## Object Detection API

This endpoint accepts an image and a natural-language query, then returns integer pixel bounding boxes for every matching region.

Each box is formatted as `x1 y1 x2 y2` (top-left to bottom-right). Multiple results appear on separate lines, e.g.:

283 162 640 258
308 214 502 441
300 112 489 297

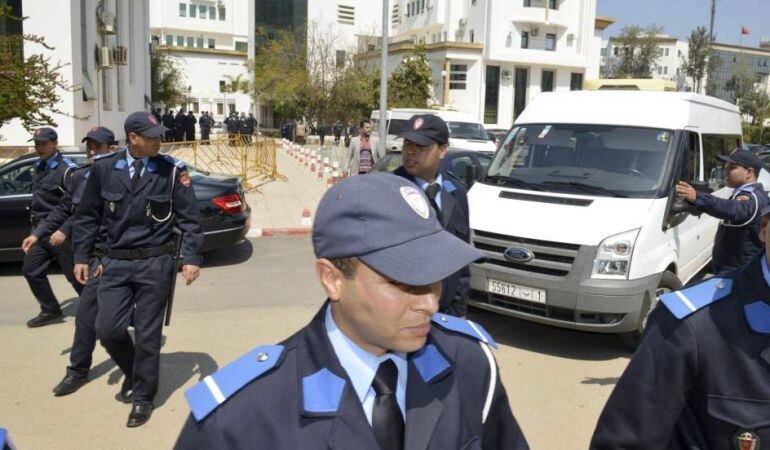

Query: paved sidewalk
244 142 346 235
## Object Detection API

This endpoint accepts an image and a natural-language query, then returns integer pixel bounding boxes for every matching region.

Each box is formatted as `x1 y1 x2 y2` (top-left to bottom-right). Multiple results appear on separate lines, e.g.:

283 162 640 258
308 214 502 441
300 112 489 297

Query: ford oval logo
503 246 534 263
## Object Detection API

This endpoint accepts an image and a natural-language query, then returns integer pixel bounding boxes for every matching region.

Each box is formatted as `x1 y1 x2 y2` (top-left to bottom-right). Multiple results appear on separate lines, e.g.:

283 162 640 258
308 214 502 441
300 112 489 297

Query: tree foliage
387 45 434 109
150 50 186 108
725 58 770 126
608 24 664 79
680 26 711 92
0 5 73 137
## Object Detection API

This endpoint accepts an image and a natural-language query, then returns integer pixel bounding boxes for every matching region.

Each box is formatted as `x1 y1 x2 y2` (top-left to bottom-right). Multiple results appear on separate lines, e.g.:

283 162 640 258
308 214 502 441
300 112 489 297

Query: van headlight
591 229 640 280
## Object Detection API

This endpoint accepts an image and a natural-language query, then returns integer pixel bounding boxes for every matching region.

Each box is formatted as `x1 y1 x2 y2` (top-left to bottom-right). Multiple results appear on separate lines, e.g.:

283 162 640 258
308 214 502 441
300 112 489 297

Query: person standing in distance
344 119 383 176
676 148 769 275
72 112 203 427
394 114 472 317
175 172 529 450
22 127 83 328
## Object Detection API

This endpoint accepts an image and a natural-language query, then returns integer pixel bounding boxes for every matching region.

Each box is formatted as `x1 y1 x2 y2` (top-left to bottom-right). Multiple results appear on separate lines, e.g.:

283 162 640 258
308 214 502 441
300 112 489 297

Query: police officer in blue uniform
22 127 84 328
591 205 770 449
23 127 118 396
393 114 472 317
676 148 769 275
72 112 203 427
175 173 529 450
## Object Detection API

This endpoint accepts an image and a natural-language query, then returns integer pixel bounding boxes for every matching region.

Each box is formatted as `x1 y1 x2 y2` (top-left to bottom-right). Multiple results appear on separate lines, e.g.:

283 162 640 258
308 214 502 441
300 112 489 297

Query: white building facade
1 0 151 147
600 36 692 91
149 0 251 123
384 0 609 128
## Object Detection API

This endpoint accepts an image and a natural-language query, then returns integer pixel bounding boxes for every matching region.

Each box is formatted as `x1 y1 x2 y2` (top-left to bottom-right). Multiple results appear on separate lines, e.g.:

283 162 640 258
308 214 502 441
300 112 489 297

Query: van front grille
472 230 580 277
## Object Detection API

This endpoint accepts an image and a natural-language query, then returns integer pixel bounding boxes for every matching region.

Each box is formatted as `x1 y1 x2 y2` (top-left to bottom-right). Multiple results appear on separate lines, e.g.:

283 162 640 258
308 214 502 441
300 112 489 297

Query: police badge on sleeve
735 430 760 450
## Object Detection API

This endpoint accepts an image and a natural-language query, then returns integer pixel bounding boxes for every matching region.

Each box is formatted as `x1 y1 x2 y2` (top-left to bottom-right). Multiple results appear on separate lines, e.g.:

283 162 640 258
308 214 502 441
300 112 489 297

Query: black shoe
116 377 133 404
53 373 88 396
126 404 153 428
27 311 63 328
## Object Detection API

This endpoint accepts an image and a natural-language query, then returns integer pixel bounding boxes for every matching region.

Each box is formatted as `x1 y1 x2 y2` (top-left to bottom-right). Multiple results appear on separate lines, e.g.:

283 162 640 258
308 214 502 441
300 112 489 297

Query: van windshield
447 122 490 140
485 124 675 198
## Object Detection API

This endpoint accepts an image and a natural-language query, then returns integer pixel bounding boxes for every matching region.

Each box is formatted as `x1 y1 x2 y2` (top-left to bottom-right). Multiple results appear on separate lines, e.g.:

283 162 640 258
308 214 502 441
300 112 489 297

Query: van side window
702 134 740 191
678 131 700 183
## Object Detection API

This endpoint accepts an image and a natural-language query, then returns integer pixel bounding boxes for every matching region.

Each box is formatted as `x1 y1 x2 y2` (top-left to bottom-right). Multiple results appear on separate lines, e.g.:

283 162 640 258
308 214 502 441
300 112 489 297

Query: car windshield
447 122 490 140
387 119 410 136
485 124 676 198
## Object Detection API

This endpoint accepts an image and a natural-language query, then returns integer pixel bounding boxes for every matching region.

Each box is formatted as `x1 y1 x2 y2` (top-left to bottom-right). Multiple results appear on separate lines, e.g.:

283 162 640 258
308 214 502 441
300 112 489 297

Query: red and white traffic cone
300 209 312 227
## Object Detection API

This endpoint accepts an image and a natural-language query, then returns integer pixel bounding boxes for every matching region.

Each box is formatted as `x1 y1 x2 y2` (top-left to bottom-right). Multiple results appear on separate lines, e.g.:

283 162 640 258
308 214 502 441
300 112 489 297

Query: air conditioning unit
567 33 575 42
501 70 512 80
98 46 112 69
114 46 128 65
530 27 540 37
459 18 468 27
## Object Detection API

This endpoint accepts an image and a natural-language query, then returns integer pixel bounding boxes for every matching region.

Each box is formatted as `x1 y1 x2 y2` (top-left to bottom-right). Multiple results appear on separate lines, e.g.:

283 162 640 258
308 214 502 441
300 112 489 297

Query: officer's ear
761 216 770 244
316 259 346 301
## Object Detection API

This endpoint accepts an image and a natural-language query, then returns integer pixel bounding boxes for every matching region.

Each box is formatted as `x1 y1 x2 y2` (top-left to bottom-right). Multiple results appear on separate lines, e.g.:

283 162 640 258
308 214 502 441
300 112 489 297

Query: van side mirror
465 164 478 188
690 180 712 194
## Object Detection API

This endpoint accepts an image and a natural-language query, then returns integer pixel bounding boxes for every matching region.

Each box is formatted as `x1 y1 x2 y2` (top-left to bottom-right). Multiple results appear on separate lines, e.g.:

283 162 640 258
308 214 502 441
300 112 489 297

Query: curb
247 228 312 238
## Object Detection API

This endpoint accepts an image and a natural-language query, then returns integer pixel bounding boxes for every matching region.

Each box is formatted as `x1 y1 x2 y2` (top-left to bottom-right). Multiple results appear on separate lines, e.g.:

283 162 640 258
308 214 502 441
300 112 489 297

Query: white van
467 91 755 346
371 108 497 153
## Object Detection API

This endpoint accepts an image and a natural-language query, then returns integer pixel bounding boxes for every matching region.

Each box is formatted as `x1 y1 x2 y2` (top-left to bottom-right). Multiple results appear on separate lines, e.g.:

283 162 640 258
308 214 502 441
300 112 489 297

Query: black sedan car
370 150 493 188
0 152 250 262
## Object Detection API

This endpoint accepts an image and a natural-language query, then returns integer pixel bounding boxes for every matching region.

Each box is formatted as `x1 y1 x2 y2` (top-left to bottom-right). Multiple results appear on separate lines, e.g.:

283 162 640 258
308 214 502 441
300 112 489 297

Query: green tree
609 24 664 79
150 50 186 108
387 44 434 108
0 5 74 138
681 26 712 92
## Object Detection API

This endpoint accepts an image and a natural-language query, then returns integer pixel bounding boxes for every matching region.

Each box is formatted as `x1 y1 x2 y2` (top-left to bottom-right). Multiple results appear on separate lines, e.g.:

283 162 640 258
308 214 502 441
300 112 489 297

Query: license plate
487 278 547 304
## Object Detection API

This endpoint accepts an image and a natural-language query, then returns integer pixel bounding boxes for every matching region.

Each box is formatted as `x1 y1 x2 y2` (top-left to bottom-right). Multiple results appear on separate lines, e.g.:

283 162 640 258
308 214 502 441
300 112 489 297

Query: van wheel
619 270 682 351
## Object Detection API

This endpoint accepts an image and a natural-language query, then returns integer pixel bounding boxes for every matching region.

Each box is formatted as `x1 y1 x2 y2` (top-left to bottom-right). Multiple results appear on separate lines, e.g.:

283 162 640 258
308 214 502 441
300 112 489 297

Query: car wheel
619 270 682 351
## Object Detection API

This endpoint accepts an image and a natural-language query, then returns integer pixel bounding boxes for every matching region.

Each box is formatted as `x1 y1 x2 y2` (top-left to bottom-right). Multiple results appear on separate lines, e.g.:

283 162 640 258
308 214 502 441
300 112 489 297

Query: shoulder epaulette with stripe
94 151 116 161
185 344 284 422
161 154 187 169
659 277 732 320
431 314 497 348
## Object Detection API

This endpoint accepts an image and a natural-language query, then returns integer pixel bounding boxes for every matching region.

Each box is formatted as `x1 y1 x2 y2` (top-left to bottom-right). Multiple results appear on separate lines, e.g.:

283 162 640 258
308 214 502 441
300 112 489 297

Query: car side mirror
465 164 478 188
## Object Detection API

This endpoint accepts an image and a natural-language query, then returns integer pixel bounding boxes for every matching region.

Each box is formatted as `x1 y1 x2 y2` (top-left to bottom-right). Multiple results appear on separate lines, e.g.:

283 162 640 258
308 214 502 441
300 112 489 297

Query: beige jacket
344 135 383 175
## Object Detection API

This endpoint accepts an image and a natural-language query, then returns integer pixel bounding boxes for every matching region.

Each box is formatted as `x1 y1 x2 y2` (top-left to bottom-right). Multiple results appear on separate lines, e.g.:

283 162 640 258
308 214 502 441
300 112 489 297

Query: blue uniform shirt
325 305 407 424
125 151 150 178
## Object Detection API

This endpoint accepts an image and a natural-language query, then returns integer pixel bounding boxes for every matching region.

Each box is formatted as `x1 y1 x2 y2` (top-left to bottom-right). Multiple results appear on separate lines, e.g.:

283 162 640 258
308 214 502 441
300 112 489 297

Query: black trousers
96 254 173 405
66 258 102 377
23 239 83 314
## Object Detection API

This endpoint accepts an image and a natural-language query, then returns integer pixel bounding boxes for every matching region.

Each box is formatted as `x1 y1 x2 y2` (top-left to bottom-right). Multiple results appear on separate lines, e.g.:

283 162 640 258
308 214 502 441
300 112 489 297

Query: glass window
545 33 556 51
523 0 531 6
541 70 554 92
487 125 677 198
218 6 225 20
665 48 669 56
678 131 701 183
186 36 194 47
189 3 196 17
199 5 206 17
469 30 474 43
421 0 425 13
521 31 529 49
179 3 186 17
217 103 224 115
449 155 475 187
0 162 36 195
447 122 490 140
176 35 184 46
209 5 216 19
484 65 500 124
193 101 199 113
208 38 215 49
450 64 468 90
196 37 204 48
219 80 226 92
336 50 346 68
165 34 173 46
703 134 741 191
570 72 583 90
235 41 248 52
549 0 557 9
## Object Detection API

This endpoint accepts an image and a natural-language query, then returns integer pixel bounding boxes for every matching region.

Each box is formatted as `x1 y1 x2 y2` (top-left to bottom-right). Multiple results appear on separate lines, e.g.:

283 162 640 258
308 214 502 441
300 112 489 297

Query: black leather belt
107 243 173 260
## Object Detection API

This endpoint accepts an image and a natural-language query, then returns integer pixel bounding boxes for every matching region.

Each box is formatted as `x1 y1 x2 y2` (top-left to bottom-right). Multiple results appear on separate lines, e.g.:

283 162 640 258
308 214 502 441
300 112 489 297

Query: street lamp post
379 0 388 147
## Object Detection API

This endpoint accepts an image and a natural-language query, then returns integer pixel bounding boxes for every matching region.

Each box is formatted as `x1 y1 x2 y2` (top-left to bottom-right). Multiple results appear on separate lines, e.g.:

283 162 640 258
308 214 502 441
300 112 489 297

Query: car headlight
591 229 640 280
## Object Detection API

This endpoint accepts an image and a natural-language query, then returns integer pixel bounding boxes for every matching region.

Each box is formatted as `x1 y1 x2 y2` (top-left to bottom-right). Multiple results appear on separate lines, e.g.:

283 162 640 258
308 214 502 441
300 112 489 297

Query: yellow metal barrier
160 134 286 191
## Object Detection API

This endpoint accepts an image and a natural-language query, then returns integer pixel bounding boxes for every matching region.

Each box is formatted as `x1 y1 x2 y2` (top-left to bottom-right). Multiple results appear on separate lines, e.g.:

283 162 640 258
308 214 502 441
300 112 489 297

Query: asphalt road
0 237 631 449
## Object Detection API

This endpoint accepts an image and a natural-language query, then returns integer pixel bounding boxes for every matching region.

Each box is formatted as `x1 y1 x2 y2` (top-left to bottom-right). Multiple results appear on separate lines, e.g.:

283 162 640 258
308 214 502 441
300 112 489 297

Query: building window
523 0 531 6
196 37 204 48
193 101 199 113
235 41 248 52
657 67 662 75
199 5 206 18
189 3 196 17
217 102 224 115
336 50 346 68
208 38 215 49
177 35 184 46
545 33 556 51
541 70 554 92
663 66 668 75
469 30 474 43
549 0 557 9
613 46 619 56
179 3 186 17
472 0 477 4
151 35 160 47
116 0 124 110
165 34 173 46
570 72 583 90
449 64 468 90
209 5 216 19
186 36 194 47
218 5 225 20
338 4 355 25
421 0 425 13
219 80 226 92
521 31 529 49
665 48 669 56
484 65 500 124
102 69 110 109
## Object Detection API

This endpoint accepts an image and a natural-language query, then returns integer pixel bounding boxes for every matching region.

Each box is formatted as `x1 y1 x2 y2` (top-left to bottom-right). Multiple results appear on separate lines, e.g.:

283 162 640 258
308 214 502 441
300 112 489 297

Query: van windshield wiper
484 175 544 191
541 181 628 198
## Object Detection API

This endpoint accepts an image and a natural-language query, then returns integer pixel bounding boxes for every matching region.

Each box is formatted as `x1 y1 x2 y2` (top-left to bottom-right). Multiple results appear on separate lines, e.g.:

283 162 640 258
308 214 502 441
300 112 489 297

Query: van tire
619 270 682 351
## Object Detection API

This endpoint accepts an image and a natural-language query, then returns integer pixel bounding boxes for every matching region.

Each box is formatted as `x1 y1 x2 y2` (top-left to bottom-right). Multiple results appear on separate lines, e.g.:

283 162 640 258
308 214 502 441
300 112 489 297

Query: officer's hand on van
182 264 200 285
49 230 66 246
74 263 89 285
676 182 698 203
21 235 38 253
